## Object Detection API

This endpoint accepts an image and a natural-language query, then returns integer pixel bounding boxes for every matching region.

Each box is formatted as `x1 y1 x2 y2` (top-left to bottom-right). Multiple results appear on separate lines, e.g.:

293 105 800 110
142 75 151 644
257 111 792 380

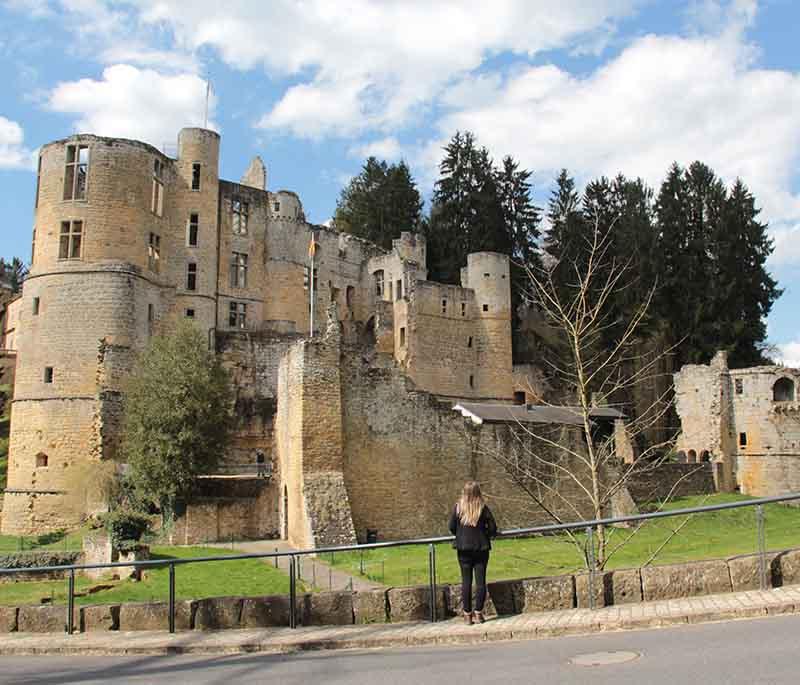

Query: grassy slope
329 494 800 587
0 546 293 607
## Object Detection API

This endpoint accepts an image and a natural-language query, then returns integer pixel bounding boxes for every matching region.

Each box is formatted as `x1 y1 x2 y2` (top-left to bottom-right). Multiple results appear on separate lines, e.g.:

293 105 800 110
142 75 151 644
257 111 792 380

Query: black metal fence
2 492 800 634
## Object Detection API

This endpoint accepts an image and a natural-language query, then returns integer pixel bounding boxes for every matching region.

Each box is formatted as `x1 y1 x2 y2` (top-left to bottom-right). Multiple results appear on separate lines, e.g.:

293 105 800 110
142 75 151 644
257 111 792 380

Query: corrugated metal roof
453 402 624 426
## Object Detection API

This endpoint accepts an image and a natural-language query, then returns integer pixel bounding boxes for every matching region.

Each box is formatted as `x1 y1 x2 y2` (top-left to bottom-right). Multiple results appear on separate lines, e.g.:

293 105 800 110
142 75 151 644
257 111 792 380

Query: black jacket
448 505 498 552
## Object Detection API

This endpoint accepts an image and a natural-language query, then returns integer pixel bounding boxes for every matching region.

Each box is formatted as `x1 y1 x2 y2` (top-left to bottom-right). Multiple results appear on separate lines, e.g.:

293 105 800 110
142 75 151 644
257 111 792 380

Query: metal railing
2 492 800 634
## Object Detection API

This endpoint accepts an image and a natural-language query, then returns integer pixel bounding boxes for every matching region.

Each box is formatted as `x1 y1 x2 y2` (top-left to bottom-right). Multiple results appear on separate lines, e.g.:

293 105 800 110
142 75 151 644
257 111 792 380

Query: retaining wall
4 548 800 633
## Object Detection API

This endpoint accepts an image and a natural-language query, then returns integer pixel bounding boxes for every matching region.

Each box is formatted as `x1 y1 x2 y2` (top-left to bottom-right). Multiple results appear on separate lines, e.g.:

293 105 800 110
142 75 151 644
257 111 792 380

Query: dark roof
453 402 624 427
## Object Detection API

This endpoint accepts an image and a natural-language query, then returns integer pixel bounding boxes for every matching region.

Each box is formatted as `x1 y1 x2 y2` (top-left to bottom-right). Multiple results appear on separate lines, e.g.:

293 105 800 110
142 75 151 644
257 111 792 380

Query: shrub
102 510 151 550
0 551 81 570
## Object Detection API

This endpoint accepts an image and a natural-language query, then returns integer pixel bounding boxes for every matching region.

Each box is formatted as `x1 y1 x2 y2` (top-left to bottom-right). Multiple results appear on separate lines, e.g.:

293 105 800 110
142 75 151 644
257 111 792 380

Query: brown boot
463 611 473 625
473 611 485 624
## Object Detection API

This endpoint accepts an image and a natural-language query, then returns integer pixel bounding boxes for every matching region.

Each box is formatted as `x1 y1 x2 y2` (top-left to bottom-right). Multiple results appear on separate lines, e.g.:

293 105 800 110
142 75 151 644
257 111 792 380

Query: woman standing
448 481 498 624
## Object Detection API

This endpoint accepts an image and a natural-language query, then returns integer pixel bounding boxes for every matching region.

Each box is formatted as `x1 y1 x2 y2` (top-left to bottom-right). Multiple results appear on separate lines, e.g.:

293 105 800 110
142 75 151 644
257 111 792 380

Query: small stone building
674 351 800 495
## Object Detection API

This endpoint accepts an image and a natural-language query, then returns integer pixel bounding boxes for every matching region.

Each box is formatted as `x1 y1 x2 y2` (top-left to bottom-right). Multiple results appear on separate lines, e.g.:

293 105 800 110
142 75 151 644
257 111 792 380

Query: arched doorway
773 377 795 402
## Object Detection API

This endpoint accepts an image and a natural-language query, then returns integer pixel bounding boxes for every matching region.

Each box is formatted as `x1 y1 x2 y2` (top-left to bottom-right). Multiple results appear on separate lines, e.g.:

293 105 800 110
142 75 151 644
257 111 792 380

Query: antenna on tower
203 80 211 129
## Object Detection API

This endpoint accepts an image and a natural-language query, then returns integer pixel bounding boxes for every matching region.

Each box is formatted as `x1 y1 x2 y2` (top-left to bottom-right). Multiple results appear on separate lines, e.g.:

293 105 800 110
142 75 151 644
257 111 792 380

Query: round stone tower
465 252 513 399
1 128 221 534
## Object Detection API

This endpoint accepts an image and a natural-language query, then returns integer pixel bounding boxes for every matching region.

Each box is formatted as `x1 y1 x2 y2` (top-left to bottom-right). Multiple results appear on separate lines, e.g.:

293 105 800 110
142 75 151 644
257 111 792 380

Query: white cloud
776 341 800 369
46 64 217 148
428 16 800 257
0 116 34 169
349 137 403 161
130 0 639 138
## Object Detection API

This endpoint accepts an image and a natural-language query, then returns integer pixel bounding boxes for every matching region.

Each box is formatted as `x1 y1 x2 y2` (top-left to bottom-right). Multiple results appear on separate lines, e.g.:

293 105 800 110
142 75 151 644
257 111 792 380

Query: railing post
289 555 297 629
168 562 176 634
274 548 278 568
756 504 767 590
428 544 437 623
67 568 75 634
586 526 596 610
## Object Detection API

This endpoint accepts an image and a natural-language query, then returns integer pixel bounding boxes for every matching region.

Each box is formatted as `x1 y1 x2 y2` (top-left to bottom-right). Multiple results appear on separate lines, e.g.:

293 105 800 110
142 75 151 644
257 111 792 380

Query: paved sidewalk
2 585 800 656
206 540 381 592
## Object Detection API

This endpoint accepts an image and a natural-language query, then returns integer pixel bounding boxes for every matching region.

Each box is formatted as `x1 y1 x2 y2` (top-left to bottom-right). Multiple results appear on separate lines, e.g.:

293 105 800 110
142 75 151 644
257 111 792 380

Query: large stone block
353 589 388 624
575 568 642 608
387 585 448 623
299 591 353 626
194 596 244 630
776 549 800 586
0 606 18 632
727 553 780 591
515 575 575 614
240 595 293 628
446 579 517 616
641 560 731 601
81 604 120 632
118 601 194 631
17 605 77 633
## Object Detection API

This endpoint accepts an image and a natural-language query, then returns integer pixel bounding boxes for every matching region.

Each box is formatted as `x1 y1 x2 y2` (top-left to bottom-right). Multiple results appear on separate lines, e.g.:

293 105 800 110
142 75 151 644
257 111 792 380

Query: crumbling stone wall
675 350 800 495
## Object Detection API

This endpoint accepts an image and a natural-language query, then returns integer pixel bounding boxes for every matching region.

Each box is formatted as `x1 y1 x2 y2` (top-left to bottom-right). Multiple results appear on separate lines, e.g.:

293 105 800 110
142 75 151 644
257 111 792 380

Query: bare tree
484 213 700 571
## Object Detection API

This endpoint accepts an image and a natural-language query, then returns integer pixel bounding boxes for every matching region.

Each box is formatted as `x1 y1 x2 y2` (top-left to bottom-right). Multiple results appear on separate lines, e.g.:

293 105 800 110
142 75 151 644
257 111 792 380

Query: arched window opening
676 451 687 463
688 449 697 463
773 377 795 402
700 450 711 463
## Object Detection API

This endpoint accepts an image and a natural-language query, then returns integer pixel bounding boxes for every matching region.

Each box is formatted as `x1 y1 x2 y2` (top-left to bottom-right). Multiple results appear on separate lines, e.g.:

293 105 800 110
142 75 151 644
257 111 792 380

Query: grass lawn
0 527 88 553
0 546 293 607
329 494 800 587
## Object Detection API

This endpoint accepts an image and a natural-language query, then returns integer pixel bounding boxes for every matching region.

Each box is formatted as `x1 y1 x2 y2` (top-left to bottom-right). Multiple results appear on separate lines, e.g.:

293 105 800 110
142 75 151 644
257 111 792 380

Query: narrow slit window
151 158 164 216
63 144 89 200
400 327 406 347
735 378 743 395
44 367 54 384
188 213 199 247
467 336 473 348
148 303 154 322
33 297 40 315
374 270 384 297
59 220 83 260
191 163 201 191
396 279 402 300
461 302 466 317
469 375 474 389
186 263 197 291
739 432 748 447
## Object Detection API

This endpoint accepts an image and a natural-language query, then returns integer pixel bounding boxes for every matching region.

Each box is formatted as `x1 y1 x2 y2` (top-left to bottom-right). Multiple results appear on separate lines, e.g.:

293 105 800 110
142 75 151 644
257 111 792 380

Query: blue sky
1 0 798 362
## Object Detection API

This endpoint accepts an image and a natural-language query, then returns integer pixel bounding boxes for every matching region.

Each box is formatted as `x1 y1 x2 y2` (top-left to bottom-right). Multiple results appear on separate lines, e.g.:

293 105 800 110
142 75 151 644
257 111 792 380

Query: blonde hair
456 481 485 527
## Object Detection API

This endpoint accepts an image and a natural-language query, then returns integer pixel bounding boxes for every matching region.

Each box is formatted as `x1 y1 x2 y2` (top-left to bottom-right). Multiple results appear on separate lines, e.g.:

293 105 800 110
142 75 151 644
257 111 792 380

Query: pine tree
544 169 587 303
334 157 422 250
426 131 506 283
0 258 28 293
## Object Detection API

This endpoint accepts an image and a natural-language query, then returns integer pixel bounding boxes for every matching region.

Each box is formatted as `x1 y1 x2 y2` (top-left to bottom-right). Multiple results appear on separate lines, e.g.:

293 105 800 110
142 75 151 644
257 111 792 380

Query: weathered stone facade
675 351 800 495
2 127 517 538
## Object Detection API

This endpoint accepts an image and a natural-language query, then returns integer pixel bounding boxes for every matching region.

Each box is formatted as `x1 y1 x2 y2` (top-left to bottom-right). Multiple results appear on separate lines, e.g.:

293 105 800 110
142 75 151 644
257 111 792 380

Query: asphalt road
4 614 800 685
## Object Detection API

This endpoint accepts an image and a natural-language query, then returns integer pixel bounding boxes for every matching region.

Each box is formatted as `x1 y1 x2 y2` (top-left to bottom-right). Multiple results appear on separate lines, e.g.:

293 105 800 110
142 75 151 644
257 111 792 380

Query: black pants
457 549 489 613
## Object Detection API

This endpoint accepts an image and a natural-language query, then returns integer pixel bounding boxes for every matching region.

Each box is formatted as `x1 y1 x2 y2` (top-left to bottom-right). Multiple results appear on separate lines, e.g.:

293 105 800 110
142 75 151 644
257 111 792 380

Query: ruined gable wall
674 353 727 459
339 349 599 542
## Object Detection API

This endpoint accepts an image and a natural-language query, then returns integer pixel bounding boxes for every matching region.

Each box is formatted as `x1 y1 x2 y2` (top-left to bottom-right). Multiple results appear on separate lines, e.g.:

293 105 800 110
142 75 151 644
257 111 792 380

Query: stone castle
674 351 800 496
0 127 558 547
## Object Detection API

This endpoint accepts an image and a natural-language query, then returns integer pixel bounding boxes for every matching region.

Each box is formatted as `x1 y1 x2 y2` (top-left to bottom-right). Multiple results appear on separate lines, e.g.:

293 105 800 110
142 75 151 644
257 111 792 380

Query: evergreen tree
0 257 28 293
714 179 781 366
334 157 423 250
544 169 587 303
426 131 507 283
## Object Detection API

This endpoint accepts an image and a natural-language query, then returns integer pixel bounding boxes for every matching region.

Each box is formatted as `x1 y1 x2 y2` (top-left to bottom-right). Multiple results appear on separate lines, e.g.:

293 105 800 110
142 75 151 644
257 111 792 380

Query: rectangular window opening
399 327 406 347
185 308 195 319
148 233 161 273
188 213 199 247
229 301 247 329
230 252 248 289
396 279 402 301
735 378 743 395
374 271 384 297
232 198 249 235
59 220 83 260
151 158 164 216
273 201 281 212
44 367 54 384
739 432 748 447
186 263 197 291
482 304 489 312
33 297 40 315
191 163 201 191
148 303 154 322
469 375 474 389
63 144 89 200
467 336 473 348
514 391 526 405
461 302 466 317
441 299 447 314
